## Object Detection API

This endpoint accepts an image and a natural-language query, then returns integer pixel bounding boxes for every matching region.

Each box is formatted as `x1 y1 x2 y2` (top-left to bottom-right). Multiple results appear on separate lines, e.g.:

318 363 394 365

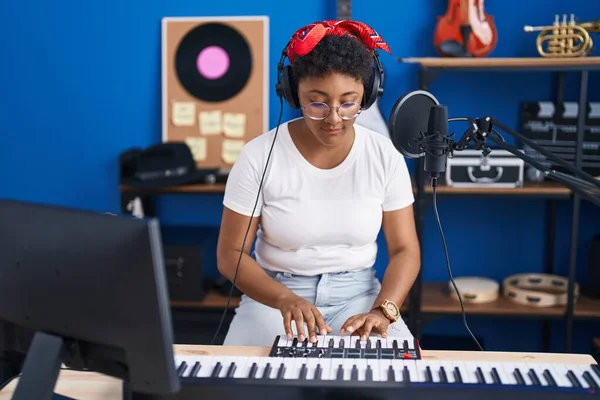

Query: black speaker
583 233 600 298
164 246 205 302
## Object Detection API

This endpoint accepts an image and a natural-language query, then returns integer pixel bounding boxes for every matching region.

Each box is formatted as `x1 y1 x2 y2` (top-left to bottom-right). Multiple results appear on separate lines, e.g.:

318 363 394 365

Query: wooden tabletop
0 344 596 399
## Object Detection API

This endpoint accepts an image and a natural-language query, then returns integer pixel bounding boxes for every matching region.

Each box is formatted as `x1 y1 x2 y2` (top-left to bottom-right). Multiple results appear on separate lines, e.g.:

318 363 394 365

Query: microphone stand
448 115 600 353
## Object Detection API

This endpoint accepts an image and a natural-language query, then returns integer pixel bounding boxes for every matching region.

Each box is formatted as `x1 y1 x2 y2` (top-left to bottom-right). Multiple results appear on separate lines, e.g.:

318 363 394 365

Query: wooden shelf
122 181 573 197
420 282 600 319
421 181 572 196
120 183 226 194
398 57 600 69
170 289 240 309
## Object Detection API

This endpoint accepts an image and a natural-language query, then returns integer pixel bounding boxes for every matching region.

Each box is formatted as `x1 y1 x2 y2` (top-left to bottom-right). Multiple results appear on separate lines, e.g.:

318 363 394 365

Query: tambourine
448 277 500 304
502 273 579 308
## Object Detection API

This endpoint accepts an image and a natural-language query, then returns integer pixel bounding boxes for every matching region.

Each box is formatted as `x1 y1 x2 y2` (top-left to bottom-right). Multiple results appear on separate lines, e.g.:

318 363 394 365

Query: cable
211 96 285 345
430 177 484 352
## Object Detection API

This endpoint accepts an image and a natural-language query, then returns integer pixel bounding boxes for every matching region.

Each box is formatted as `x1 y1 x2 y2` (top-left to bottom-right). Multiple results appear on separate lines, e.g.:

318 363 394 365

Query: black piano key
366 365 373 381
276 363 286 379
315 364 322 380
454 367 463 384
328 338 334 348
376 340 382 350
292 338 298 347
542 369 557 386
403 366 411 383
211 362 222 378
262 363 272 379
351 365 359 380
248 362 258 378
491 368 501 384
513 369 525 385
387 365 395 381
583 371 599 389
366 340 371 349
392 340 399 353
299 363 307 379
592 364 600 380
567 370 582 388
355 339 361 349
189 361 201 377
528 369 541 386
226 363 237 378
336 364 344 380
475 367 486 384
425 366 433 383
403 340 410 355
339 339 345 349
176 361 187 376
439 366 448 383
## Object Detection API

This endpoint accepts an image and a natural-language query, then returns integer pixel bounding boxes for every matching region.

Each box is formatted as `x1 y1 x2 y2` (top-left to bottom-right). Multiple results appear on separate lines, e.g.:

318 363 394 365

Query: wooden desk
0 345 596 399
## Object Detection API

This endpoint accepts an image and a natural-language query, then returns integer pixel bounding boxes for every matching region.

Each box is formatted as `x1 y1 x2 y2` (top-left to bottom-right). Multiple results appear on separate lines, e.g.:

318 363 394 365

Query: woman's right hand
276 293 332 343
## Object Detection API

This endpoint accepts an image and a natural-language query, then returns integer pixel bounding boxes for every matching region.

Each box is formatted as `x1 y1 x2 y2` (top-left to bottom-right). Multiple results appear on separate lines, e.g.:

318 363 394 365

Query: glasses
301 102 363 120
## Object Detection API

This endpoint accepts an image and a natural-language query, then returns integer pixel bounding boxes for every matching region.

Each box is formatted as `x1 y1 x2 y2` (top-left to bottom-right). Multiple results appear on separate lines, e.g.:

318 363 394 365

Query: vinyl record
175 22 252 102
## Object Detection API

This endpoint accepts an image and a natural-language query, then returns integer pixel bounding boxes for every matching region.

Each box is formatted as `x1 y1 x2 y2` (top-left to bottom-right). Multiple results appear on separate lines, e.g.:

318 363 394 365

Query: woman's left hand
339 309 390 340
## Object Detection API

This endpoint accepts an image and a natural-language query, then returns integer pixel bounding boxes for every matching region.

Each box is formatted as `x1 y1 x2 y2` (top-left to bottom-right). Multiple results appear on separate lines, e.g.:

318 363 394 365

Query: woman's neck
289 119 355 170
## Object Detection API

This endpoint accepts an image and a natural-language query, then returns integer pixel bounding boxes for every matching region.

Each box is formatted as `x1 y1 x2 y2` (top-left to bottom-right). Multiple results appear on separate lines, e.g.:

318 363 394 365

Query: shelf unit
399 57 600 353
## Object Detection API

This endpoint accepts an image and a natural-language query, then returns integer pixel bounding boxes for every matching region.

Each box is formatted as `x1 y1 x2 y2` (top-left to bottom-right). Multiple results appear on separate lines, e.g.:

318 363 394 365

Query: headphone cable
211 95 284 345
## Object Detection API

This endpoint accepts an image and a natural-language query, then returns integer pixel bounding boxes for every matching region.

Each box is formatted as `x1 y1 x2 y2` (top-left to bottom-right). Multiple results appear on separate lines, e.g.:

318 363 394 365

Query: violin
433 0 498 57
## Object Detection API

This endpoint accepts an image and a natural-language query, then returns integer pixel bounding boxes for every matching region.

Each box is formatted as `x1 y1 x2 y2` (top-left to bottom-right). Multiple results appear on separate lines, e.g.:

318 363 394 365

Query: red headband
286 19 391 64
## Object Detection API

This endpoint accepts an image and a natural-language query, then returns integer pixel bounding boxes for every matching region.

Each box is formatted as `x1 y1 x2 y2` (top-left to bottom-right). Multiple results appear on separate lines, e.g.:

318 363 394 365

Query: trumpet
524 14 600 57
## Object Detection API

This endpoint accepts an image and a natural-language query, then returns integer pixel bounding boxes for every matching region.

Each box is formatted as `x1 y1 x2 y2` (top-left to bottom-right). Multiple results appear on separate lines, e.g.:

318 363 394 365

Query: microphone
423 105 451 181
388 90 453 186
388 89 600 205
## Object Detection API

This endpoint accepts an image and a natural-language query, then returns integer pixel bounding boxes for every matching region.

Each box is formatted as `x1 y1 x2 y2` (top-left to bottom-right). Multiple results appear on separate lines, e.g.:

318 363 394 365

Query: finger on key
304 309 317 343
314 308 331 335
283 311 293 339
361 317 378 340
292 309 305 341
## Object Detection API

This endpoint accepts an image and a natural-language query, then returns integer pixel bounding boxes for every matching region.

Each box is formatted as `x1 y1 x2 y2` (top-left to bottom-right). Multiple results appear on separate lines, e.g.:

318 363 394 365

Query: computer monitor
0 198 180 399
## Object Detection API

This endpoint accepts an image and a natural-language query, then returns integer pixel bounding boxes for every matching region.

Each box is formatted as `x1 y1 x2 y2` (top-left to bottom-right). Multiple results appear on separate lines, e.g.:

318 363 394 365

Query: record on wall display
175 22 253 103
162 16 268 171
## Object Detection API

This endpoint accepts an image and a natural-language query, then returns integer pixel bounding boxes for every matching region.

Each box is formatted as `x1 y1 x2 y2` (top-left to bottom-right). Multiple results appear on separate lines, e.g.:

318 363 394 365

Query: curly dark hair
292 34 374 84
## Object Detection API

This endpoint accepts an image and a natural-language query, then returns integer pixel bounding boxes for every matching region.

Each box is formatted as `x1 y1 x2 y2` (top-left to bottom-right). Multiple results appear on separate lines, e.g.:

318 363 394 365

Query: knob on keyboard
268 334 422 360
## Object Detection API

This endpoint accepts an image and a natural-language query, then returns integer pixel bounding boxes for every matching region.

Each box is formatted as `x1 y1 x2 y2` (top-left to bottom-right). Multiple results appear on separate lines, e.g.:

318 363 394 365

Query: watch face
385 302 399 317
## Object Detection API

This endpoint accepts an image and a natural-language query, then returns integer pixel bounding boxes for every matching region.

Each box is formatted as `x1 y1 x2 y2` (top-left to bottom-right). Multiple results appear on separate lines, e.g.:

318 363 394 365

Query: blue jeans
222 267 413 346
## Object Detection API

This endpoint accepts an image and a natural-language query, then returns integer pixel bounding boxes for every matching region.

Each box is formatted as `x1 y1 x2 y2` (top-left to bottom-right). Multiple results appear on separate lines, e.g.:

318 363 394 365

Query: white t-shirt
222 119 414 276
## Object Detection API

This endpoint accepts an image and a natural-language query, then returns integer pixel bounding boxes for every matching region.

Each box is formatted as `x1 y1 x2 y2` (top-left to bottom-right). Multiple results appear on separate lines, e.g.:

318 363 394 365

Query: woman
217 20 420 347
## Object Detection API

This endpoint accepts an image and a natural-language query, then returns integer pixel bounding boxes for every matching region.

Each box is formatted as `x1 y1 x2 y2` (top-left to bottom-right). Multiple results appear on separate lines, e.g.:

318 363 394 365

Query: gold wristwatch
372 299 400 322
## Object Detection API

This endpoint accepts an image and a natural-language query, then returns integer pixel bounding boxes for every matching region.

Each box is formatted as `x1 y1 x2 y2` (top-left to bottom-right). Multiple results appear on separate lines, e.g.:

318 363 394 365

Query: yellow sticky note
185 137 207 161
222 139 245 164
172 102 195 126
223 112 246 138
199 110 222 135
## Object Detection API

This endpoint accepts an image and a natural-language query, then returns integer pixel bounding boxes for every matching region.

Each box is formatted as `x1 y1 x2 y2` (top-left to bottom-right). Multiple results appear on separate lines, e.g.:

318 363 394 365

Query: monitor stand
10 331 74 400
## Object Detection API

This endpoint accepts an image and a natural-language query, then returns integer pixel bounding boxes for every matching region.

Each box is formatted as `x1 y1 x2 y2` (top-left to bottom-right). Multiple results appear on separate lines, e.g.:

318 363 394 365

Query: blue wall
1 0 598 353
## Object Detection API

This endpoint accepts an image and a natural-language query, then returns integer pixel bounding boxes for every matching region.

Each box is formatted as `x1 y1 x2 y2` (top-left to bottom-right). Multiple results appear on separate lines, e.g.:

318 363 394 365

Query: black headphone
275 39 385 111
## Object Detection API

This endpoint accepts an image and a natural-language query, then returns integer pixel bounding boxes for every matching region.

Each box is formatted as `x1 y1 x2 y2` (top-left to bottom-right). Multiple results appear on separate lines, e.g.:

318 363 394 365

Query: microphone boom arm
449 116 600 207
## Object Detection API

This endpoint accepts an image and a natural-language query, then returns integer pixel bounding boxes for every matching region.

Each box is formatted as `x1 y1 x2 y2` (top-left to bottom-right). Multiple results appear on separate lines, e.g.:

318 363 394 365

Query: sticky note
223 112 246 138
185 137 207 161
199 110 222 135
172 102 195 126
222 139 245 164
